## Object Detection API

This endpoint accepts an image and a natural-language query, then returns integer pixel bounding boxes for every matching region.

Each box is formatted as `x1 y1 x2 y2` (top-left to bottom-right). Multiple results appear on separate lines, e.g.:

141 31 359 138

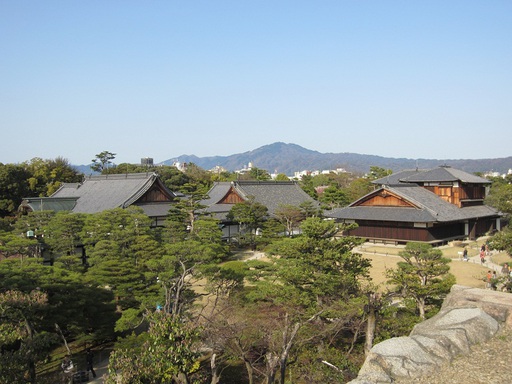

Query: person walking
61 355 74 384
86 348 97 378
491 271 498 291
486 270 492 289
462 247 469 261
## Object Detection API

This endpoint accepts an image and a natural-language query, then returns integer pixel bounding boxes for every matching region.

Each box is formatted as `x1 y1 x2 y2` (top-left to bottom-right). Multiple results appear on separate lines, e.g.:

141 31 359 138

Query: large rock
443 285 512 326
348 285 512 383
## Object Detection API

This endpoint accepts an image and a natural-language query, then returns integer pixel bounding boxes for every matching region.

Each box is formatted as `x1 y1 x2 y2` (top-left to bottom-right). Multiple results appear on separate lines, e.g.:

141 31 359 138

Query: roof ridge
85 172 157 181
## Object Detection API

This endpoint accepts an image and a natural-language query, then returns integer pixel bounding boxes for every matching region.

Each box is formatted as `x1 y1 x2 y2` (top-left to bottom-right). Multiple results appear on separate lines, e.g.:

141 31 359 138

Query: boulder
348 285 511 383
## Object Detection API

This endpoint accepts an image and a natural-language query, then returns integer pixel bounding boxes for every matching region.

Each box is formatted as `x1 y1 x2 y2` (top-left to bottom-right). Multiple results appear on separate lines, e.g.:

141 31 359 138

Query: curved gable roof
327 184 499 223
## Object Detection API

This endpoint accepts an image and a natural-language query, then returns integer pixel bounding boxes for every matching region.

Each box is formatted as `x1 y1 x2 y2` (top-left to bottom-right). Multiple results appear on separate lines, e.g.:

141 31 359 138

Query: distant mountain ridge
161 142 512 176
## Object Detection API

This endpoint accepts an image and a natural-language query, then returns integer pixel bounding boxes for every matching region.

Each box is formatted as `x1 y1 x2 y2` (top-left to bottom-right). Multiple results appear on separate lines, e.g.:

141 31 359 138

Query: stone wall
348 285 512 384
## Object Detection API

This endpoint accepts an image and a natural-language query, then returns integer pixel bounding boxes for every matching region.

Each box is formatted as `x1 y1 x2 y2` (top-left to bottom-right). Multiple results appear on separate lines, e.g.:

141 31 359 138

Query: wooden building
325 166 502 245
201 180 319 239
20 173 178 227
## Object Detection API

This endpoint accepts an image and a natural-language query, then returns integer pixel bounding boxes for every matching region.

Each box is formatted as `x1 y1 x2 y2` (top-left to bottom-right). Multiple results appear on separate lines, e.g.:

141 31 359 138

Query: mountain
161 142 512 176
72 164 95 175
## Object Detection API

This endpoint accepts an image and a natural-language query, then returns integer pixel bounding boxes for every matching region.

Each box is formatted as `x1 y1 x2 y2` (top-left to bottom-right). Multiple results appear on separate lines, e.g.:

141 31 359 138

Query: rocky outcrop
348 285 512 384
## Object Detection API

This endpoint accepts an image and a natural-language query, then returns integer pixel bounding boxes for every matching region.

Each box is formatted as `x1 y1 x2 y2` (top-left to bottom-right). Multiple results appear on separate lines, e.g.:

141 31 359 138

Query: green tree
297 174 317 199
274 173 290 181
489 227 512 256
0 289 57 384
81 206 152 257
318 185 350 209
227 197 268 249
91 151 116 173
299 200 321 218
231 218 370 383
24 157 82 196
106 312 200 384
172 182 210 233
0 258 116 346
0 163 31 217
2 210 55 260
44 211 86 259
147 218 227 318
80 207 156 325
386 242 455 319
236 166 272 181
0 230 40 260
485 181 512 216
367 166 392 180
346 177 374 202
274 204 304 236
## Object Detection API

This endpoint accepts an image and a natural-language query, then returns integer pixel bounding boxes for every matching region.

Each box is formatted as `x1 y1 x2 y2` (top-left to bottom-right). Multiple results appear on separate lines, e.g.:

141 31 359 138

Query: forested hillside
162 142 512 175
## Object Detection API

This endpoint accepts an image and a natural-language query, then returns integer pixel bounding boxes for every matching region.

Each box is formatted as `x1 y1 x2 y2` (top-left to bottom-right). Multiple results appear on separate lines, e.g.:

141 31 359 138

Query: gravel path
395 328 512 384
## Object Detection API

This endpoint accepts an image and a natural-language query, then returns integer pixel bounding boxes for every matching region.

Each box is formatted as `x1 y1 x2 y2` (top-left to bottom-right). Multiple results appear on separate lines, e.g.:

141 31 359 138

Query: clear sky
1 1 511 165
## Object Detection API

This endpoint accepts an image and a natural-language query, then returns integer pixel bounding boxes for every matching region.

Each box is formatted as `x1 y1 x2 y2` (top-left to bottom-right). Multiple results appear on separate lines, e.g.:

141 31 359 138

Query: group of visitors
461 243 491 264
486 270 498 290
479 243 491 264
500 263 512 292
485 263 512 292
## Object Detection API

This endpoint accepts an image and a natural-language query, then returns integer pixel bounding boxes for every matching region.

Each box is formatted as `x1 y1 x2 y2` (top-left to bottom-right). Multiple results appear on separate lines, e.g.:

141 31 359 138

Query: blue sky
1 1 511 166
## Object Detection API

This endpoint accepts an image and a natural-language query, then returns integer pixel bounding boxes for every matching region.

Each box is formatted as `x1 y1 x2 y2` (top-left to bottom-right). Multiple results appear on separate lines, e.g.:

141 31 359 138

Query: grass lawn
490 252 512 267
364 253 489 289
233 237 512 291
358 237 511 290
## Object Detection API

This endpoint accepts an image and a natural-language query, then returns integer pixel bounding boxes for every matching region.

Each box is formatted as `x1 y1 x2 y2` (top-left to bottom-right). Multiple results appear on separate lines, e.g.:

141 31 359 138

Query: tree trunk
175 372 190 384
279 321 300 384
210 353 221 384
244 359 254 384
265 352 279 384
28 360 36 384
418 297 426 320
365 295 377 355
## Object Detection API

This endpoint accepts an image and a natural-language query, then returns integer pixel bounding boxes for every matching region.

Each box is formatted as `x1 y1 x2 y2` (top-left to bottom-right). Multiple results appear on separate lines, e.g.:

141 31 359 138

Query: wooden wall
219 187 245 204
358 191 415 207
424 184 486 207
138 185 173 203
346 220 466 244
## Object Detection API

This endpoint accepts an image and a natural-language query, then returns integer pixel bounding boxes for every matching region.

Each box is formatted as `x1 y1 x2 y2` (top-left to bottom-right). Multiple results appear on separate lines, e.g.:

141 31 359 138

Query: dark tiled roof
233 181 318 214
201 182 232 206
325 206 437 223
372 169 426 185
202 181 318 218
135 202 174 218
372 166 490 186
400 166 490 184
51 173 176 214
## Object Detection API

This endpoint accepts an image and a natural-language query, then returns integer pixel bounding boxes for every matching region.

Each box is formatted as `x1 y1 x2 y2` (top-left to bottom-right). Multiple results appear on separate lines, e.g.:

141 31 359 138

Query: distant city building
172 161 187 172
141 157 154 167
483 171 501 178
294 167 347 180
483 169 512 179
235 162 254 175
210 165 227 174
270 170 289 180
